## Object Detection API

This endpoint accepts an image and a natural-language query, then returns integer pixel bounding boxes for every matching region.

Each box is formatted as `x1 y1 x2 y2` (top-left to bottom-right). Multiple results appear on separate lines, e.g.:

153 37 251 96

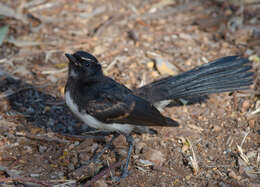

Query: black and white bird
65 51 253 180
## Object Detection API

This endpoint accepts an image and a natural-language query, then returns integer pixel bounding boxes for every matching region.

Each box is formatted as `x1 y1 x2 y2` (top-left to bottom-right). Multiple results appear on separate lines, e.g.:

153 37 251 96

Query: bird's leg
121 134 134 178
88 132 119 164
113 134 134 182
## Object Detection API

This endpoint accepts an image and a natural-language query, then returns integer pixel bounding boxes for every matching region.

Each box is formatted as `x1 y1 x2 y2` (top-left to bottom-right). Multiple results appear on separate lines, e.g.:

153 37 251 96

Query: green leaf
0 25 8 46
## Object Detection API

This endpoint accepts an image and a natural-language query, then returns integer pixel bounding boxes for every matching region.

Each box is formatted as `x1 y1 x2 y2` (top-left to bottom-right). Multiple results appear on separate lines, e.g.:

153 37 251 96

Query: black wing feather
86 81 178 127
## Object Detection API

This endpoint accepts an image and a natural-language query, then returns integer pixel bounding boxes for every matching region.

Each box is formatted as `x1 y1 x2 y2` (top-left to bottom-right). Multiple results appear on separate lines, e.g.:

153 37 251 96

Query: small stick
15 132 70 144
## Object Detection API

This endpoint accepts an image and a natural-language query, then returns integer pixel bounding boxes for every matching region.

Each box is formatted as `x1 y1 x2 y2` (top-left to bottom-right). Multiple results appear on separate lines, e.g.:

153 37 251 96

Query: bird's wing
86 91 178 127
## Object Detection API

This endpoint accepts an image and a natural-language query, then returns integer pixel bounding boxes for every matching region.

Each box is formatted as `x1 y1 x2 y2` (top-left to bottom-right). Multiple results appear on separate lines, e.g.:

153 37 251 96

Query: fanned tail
134 56 253 103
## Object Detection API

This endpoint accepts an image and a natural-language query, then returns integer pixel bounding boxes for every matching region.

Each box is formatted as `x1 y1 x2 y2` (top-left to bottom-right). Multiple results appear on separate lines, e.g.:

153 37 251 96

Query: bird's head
65 51 102 81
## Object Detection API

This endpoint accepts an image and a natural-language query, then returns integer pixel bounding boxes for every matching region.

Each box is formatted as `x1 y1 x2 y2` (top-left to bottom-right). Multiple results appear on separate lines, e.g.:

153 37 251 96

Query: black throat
65 72 104 113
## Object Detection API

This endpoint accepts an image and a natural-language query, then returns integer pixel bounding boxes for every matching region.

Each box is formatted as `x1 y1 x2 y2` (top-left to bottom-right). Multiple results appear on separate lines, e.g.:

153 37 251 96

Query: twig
237 144 249 164
240 131 250 147
135 2 200 20
104 57 119 74
247 107 260 117
91 16 122 37
8 156 22 170
52 179 76 187
15 132 70 144
236 130 250 165
106 160 113 179
0 176 52 187
41 67 67 75
83 161 122 187
79 6 106 19
187 138 199 175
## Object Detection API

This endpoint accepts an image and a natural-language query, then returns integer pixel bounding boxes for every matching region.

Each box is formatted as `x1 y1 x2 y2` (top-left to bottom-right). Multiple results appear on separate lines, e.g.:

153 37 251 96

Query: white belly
65 91 133 134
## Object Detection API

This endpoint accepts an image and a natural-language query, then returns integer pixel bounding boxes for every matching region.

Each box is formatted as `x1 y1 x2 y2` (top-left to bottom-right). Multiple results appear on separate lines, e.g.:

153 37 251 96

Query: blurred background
0 0 259 186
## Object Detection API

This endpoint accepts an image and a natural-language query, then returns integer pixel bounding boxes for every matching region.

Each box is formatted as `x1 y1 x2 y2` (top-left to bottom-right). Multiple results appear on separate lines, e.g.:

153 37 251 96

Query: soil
0 0 259 186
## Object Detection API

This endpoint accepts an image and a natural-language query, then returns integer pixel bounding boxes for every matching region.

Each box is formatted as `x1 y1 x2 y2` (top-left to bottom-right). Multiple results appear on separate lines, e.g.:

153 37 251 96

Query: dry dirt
0 0 259 186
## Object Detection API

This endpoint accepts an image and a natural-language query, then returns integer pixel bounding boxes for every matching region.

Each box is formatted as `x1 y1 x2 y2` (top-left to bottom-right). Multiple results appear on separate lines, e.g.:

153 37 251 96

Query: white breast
65 91 134 134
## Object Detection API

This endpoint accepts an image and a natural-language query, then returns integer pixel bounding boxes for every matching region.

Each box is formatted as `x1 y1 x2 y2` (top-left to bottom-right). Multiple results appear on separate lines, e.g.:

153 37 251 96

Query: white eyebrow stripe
81 57 92 61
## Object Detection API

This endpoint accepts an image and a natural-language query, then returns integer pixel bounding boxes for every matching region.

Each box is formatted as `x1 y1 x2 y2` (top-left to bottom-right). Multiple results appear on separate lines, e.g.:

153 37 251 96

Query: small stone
138 159 154 166
143 148 165 166
154 56 179 76
185 175 191 180
147 61 154 69
151 71 159 78
249 54 260 63
128 30 138 42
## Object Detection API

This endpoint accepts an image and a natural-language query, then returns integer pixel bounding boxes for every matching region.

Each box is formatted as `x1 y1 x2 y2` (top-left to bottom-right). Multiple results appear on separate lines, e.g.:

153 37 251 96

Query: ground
0 0 259 186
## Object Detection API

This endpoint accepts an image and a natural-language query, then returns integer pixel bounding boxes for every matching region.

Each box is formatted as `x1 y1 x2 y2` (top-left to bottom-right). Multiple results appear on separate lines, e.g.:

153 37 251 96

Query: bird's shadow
0 75 90 135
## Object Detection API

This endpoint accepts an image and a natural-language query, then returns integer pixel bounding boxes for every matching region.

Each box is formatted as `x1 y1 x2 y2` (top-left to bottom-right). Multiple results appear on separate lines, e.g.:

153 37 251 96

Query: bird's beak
65 53 77 64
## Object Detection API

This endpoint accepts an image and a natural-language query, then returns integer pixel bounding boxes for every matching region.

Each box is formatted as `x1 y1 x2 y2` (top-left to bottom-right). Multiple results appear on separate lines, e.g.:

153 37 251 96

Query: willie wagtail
65 51 253 180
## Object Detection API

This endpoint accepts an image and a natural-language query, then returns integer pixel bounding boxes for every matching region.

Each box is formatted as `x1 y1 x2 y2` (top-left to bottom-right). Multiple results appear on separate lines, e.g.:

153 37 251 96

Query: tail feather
134 56 253 103
167 66 253 97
